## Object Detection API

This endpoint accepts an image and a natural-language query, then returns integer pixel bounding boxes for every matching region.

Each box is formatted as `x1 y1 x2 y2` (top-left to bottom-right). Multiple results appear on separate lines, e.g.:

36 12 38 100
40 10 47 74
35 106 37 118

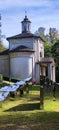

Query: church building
0 15 55 83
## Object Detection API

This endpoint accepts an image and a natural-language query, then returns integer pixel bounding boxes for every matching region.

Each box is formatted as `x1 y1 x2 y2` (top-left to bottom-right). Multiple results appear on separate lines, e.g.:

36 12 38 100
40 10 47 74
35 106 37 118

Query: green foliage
40 75 45 86
0 74 3 82
35 27 59 44
35 27 45 40
3 77 21 83
0 41 6 52
44 42 52 57
49 27 58 44
51 40 59 61
51 40 59 82
11 77 21 82
44 39 59 82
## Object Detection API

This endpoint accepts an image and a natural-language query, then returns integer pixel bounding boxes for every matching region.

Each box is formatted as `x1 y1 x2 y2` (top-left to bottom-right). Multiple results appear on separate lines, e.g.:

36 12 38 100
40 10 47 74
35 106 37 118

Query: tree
44 42 52 57
0 41 6 52
35 27 45 40
45 34 51 43
49 28 59 44
35 27 59 44
51 40 59 82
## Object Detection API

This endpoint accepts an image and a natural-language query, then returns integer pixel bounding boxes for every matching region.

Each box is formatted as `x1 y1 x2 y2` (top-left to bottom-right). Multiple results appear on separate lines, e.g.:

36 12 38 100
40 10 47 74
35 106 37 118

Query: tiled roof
7 32 44 42
0 45 35 55
37 57 55 64
41 57 54 63
0 45 34 55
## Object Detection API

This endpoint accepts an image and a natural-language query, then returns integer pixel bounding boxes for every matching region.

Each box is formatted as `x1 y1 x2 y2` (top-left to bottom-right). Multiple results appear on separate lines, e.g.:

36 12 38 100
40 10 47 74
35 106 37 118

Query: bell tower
21 15 31 33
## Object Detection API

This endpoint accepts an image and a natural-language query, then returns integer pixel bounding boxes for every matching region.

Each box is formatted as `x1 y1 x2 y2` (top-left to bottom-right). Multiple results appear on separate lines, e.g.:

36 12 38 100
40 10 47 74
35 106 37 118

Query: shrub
0 74 3 82
3 77 20 83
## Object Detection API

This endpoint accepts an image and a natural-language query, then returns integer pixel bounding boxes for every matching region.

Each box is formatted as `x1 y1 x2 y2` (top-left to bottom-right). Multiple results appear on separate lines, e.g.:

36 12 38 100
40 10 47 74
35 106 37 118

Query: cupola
21 15 31 33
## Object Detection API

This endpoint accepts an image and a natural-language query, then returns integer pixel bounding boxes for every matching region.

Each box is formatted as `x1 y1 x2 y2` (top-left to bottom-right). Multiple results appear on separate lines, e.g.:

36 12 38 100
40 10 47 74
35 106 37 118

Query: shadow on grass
0 111 59 130
4 102 40 112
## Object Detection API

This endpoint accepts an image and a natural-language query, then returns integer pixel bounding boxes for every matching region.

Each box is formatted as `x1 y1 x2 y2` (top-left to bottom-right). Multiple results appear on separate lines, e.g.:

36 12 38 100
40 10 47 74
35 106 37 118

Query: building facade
0 15 55 83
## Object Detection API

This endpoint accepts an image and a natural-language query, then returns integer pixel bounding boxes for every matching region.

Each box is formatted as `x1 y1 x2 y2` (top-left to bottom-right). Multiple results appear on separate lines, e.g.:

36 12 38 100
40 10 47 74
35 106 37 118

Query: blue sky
0 0 59 47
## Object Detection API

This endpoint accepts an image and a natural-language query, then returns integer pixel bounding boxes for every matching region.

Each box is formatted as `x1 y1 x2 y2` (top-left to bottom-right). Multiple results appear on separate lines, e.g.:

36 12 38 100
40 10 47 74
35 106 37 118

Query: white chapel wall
9 37 34 50
10 52 35 80
33 38 44 62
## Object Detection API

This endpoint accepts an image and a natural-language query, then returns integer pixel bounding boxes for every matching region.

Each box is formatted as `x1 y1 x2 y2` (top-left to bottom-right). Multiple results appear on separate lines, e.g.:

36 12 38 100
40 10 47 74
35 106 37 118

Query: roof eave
9 49 35 53
7 33 45 42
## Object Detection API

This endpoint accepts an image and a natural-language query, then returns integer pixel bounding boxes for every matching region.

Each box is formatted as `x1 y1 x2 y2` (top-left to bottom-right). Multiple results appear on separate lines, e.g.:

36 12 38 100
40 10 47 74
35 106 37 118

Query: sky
0 0 59 47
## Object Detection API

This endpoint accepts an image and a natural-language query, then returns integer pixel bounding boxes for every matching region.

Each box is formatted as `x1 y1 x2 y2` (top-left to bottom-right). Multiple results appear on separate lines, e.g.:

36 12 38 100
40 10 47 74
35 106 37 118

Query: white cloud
0 0 53 10
0 0 59 47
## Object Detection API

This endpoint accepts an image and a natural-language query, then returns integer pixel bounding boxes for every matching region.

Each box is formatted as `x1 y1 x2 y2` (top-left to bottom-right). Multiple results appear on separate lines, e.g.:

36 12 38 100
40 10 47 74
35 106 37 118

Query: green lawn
0 85 59 130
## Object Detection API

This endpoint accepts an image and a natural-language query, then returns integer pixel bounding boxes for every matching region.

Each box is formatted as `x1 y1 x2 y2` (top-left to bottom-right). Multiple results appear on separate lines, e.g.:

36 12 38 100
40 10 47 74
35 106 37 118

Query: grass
0 84 59 130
